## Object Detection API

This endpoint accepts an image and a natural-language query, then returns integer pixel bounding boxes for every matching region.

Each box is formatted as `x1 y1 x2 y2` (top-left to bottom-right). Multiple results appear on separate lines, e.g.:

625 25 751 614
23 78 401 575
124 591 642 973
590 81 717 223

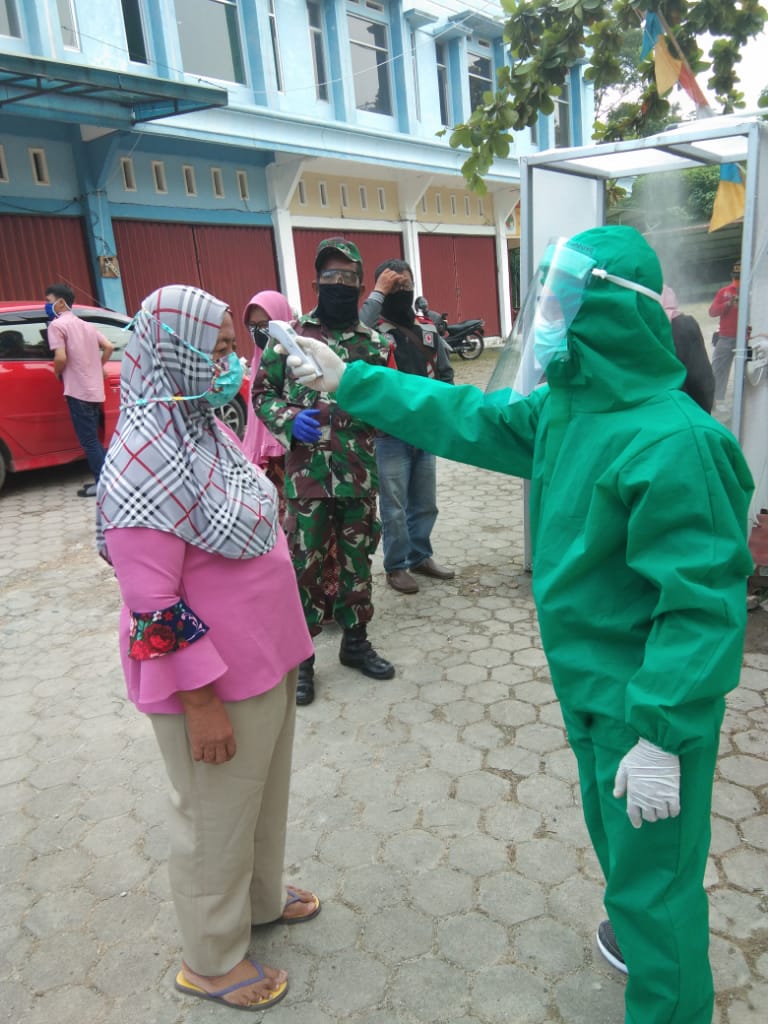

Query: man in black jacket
360 259 455 594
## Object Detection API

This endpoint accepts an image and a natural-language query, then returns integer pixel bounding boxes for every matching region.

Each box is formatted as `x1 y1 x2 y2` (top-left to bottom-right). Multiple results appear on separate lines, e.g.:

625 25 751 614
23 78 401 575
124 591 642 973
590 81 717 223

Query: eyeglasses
318 268 359 286
248 322 268 338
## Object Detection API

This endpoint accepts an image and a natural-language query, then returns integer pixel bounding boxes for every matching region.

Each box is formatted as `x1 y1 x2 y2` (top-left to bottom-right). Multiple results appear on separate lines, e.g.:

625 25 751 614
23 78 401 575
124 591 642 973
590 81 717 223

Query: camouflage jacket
251 314 391 499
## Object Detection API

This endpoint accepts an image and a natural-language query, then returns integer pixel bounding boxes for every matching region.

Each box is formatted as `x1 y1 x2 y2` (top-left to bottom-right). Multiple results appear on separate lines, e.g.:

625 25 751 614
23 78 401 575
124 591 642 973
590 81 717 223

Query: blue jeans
711 334 736 401
66 396 106 480
375 436 437 572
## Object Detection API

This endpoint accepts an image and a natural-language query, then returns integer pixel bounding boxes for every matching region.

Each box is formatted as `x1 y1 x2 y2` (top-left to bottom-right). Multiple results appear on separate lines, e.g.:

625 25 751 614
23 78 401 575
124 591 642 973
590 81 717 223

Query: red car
0 301 249 491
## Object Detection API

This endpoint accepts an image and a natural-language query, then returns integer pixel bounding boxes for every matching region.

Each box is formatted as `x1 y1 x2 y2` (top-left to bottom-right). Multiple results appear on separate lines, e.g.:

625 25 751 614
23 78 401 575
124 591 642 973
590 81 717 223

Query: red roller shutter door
113 221 199 315
293 229 403 314
0 215 95 302
419 234 500 336
113 222 279 357
195 225 278 358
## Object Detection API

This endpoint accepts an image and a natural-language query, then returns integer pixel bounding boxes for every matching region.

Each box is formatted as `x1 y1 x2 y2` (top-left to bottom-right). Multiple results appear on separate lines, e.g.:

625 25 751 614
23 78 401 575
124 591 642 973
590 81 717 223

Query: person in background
283 226 754 1024
708 261 741 407
241 290 292 498
252 238 395 707
360 258 455 594
45 282 114 497
661 285 715 413
96 284 319 1013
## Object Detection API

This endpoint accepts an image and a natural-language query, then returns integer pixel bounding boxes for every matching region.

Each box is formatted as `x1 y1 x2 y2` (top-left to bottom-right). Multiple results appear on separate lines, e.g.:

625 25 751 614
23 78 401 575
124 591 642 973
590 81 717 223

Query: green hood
546 225 685 411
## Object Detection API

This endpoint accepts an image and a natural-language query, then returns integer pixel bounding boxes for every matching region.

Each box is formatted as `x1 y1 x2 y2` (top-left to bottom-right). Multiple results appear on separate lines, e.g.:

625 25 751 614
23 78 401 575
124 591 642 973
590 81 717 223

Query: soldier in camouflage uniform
252 238 395 706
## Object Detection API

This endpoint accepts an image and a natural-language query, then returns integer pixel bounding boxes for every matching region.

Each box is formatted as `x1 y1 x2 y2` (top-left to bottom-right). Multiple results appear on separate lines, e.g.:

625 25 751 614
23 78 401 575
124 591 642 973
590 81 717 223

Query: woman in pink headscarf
241 291 293 487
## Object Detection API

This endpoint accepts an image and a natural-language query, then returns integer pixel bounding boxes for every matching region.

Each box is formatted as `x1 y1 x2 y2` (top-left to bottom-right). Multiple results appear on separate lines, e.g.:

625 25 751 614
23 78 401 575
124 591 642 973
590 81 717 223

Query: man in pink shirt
45 283 114 496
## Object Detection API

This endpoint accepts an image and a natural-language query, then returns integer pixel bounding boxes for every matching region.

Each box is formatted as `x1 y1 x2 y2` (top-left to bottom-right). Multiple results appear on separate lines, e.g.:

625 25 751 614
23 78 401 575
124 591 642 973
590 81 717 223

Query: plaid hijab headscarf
97 284 278 560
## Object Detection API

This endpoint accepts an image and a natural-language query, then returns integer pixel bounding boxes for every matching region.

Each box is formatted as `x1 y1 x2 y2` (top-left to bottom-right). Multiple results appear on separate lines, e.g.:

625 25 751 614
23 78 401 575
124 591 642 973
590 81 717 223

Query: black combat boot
339 625 395 680
296 655 315 705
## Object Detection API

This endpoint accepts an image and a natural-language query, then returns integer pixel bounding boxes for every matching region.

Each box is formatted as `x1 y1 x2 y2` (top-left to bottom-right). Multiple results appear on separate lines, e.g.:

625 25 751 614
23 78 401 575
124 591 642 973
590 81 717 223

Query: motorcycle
415 297 485 360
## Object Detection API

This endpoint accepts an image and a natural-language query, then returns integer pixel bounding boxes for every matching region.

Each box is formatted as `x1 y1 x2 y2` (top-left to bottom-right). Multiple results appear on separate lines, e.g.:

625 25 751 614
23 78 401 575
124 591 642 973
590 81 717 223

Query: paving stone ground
1 351 766 1023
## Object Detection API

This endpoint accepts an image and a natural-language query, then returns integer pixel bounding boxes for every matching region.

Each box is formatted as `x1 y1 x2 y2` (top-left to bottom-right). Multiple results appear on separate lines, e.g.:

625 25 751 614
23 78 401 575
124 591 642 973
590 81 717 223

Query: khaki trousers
150 670 297 976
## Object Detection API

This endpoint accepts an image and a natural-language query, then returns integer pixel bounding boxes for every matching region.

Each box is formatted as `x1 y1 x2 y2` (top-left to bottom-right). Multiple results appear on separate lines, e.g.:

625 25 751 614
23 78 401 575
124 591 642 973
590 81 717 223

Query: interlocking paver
2 350 767 1023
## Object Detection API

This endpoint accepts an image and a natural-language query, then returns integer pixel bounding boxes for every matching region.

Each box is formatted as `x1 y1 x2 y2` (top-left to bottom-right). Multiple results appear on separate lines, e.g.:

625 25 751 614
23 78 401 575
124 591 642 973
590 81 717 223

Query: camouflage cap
315 237 363 275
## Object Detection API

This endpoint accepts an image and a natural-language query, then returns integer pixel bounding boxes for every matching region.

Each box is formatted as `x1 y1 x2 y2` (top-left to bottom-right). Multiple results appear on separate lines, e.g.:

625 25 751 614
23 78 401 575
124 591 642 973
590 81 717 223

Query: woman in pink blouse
96 285 317 1012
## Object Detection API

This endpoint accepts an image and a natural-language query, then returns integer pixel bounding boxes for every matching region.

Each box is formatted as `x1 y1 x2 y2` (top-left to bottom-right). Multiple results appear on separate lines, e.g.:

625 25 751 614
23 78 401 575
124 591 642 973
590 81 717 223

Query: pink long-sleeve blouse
105 527 313 714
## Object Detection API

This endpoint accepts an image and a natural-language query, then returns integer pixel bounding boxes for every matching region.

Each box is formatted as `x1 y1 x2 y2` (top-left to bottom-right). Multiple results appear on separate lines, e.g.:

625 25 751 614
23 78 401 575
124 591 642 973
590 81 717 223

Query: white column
265 157 305 314
492 186 520 339
397 173 432 295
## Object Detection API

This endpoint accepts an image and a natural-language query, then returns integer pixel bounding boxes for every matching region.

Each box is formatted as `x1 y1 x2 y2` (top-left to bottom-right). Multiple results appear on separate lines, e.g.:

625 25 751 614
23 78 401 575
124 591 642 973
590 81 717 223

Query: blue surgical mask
44 302 56 320
533 315 569 370
205 352 244 407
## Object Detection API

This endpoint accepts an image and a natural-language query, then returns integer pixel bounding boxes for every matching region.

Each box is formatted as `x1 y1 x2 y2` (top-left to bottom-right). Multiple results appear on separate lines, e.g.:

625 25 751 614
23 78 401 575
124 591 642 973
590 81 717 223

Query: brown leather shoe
386 569 419 594
412 557 455 580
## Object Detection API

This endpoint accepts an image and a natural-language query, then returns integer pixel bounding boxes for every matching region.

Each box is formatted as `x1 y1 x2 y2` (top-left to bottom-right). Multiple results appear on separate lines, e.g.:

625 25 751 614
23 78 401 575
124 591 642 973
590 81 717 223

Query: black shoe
77 482 98 498
296 656 315 705
339 625 395 680
596 919 627 974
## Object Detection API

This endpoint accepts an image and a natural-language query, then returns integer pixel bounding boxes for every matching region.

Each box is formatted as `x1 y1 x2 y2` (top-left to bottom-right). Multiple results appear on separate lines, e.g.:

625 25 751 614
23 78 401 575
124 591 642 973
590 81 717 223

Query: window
236 170 249 200
467 41 493 112
307 1 328 101
420 194 427 213
1 1 20 37
152 161 167 194
450 194 456 216
121 0 148 63
56 0 79 48
297 180 306 205
464 196 470 216
318 181 328 207
554 82 571 148
340 183 349 208
435 193 442 215
211 167 225 198
268 0 284 93
176 0 245 84
530 117 538 147
120 157 137 191
0 145 8 182
348 8 392 115
436 43 451 127
359 185 368 210
183 165 197 196
377 187 386 212
29 148 49 186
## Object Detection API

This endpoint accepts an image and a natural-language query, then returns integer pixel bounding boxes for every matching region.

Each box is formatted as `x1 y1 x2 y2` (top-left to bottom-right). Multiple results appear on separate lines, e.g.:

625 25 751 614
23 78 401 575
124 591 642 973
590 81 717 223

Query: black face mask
251 327 270 350
381 291 415 326
315 284 360 330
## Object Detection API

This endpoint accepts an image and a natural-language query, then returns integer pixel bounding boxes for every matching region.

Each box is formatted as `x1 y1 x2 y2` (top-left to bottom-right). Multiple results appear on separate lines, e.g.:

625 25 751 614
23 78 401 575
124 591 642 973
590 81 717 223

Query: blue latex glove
292 408 322 443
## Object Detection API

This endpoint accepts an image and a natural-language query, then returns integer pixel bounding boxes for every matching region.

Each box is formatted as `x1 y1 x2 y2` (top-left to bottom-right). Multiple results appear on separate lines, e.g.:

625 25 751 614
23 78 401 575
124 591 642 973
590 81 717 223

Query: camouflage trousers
284 495 381 635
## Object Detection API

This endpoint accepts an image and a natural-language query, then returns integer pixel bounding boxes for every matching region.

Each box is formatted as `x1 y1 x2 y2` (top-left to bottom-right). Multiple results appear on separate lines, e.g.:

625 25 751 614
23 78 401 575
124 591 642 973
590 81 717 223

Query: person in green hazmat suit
277 225 754 1024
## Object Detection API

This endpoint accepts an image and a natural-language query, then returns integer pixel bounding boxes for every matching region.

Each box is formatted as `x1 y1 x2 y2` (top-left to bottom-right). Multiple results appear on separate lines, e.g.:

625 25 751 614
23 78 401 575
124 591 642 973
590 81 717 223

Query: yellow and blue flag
708 164 745 233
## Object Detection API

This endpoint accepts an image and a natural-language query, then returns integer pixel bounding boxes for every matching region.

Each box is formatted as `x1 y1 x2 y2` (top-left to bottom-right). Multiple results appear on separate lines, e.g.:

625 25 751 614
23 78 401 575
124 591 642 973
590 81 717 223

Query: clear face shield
486 238 664 402
486 240 597 401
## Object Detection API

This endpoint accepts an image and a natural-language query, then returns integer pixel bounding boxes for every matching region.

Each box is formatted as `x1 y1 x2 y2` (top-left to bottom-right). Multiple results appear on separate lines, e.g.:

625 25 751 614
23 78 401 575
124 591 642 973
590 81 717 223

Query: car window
0 311 131 361
0 319 51 359
79 317 132 361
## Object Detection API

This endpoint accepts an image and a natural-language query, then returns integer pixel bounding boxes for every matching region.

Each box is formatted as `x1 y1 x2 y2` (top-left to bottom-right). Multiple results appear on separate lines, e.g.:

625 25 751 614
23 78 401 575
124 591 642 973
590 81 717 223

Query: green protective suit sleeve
336 360 544 479
618 428 754 753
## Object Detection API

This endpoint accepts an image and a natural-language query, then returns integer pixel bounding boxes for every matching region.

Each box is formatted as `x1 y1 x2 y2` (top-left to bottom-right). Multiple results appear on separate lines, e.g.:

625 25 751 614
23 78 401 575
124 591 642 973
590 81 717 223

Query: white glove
613 738 680 829
275 336 346 391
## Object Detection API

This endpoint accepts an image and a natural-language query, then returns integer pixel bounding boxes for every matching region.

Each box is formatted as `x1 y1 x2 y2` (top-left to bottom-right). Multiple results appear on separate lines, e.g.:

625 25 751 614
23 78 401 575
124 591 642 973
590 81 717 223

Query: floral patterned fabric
129 600 209 661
